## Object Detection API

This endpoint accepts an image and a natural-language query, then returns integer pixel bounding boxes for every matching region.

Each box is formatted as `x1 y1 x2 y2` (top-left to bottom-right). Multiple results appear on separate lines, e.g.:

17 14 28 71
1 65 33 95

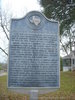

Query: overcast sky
2 0 41 18
0 0 41 63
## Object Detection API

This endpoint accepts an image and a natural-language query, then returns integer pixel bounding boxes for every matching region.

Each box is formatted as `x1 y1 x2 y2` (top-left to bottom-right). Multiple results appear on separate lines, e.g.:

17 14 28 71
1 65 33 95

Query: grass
39 71 75 100
0 71 75 100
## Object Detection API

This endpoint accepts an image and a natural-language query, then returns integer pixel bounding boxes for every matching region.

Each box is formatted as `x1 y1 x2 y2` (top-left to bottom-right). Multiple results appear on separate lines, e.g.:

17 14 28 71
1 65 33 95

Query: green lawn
0 72 75 100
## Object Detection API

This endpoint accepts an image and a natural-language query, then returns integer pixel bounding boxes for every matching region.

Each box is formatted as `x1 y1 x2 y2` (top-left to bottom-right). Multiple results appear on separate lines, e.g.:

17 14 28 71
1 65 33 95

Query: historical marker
8 11 60 93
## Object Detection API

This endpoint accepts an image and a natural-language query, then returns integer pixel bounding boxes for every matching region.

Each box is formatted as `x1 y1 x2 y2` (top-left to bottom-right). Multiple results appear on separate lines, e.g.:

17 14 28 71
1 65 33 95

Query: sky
2 0 41 18
0 0 41 63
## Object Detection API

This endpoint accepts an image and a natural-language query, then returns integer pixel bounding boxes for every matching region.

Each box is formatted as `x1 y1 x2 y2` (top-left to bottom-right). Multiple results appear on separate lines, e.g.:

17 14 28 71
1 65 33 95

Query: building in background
63 30 75 71
63 50 75 71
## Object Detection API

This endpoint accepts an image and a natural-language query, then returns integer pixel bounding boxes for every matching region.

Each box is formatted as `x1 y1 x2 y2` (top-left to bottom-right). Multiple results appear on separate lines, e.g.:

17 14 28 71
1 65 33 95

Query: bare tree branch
1 24 9 40
5 24 9 32
0 8 9 57
0 47 8 56
0 15 9 40
60 40 69 55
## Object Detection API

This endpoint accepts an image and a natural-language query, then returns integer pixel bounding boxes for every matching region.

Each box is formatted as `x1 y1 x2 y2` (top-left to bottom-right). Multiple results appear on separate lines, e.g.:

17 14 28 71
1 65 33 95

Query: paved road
0 72 7 76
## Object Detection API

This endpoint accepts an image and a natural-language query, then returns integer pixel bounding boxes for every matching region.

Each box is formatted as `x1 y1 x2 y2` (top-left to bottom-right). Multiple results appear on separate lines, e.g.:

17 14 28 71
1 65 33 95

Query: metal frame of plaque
8 11 60 94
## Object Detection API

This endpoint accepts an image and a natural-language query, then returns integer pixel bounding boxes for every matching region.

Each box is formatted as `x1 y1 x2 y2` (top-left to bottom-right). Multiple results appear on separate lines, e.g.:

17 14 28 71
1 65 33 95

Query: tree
60 57 63 71
0 9 10 57
60 25 75 55
39 0 75 55
0 3 27 62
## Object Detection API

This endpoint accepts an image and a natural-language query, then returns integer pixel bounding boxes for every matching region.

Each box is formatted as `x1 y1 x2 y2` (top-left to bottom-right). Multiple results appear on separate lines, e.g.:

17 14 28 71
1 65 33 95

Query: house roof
63 50 75 59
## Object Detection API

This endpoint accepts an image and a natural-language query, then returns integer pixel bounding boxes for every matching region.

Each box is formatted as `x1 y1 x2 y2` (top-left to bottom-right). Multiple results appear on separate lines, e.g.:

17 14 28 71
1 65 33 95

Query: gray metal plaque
8 11 60 89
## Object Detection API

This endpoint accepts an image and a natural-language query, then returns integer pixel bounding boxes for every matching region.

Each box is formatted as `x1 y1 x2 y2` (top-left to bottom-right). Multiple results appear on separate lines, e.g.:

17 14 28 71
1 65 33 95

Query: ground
0 71 75 100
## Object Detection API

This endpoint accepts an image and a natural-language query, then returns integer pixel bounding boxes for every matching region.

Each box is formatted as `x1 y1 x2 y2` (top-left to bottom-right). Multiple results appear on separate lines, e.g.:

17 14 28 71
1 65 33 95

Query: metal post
30 90 38 100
